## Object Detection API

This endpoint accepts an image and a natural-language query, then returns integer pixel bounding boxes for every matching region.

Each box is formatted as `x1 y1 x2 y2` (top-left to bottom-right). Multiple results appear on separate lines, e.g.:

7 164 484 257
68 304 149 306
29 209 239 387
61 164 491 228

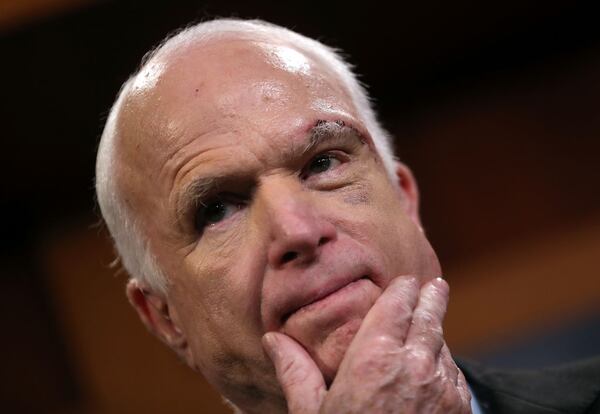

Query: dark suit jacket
458 357 600 414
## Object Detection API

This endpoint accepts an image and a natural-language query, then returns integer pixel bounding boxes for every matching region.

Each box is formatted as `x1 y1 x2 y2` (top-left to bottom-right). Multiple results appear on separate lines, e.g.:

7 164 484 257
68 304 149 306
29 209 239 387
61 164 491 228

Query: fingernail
262 332 278 356
432 277 449 294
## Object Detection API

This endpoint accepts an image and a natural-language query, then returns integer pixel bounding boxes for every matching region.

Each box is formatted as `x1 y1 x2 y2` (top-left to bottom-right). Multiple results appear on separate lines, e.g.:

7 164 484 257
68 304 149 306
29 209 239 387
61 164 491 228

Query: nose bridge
261 176 318 238
258 176 336 268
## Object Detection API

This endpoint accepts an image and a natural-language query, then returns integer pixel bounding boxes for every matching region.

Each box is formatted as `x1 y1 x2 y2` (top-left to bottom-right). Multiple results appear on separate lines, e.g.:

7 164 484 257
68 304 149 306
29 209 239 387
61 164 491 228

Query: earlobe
394 162 422 227
126 279 191 363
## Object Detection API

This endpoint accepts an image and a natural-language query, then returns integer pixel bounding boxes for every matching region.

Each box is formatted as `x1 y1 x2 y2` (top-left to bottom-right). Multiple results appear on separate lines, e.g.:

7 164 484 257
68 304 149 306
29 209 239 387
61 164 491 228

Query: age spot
343 190 369 205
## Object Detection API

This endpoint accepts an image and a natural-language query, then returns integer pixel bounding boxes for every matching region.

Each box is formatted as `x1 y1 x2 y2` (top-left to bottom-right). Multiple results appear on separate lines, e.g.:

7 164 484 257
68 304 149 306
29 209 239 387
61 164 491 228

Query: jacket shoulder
458 356 600 414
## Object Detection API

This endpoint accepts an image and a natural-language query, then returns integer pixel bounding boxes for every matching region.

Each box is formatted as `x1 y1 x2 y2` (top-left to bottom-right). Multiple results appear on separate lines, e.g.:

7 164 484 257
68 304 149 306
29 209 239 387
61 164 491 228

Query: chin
311 318 363 385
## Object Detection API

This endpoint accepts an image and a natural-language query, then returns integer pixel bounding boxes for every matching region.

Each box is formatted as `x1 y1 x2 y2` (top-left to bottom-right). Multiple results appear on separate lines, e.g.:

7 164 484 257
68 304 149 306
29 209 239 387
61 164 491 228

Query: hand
262 277 472 413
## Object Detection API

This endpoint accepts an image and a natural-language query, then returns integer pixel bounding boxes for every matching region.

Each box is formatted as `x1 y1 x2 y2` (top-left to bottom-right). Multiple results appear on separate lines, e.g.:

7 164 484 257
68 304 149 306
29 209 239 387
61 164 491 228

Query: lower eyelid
204 203 245 232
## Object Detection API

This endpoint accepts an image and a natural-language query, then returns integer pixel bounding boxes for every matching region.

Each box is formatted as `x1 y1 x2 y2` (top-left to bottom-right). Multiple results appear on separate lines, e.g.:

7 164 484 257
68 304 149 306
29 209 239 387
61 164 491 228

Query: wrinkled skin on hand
263 277 472 414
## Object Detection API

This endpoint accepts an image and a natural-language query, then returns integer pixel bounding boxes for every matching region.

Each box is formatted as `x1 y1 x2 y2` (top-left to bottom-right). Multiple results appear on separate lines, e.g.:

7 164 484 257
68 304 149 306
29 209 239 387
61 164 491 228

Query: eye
194 198 243 233
303 153 342 178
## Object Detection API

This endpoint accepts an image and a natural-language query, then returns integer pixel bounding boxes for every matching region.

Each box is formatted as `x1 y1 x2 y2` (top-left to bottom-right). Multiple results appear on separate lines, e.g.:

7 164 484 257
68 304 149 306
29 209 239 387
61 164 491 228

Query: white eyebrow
176 175 222 221
301 119 366 158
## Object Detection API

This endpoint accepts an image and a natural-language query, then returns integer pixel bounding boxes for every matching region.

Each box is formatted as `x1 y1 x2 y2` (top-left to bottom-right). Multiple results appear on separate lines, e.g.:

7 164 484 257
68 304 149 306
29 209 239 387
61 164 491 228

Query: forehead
113 36 361 203
123 38 354 150
130 36 353 120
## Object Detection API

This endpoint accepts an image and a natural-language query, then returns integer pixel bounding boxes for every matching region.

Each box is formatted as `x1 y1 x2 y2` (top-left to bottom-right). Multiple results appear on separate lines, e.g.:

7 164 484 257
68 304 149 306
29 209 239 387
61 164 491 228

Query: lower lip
293 277 371 317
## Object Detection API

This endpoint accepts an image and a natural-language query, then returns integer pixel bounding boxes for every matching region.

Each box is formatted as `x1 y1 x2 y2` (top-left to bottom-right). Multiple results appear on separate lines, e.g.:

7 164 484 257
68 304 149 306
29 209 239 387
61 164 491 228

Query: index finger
349 275 420 348
405 277 449 355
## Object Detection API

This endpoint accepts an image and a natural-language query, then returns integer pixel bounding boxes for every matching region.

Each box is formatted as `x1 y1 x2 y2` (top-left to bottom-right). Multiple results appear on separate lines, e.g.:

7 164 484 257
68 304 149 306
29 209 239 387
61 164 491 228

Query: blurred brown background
1 0 599 412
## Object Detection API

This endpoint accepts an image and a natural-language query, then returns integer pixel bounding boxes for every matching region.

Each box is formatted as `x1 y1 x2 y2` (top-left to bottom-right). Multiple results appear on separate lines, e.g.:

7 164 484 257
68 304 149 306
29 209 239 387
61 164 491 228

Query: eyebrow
175 120 367 222
175 174 236 222
300 119 367 159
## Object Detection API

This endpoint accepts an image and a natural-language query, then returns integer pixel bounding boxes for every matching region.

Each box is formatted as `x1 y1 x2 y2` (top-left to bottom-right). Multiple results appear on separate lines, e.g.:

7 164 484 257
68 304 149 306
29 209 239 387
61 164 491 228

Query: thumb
262 332 326 413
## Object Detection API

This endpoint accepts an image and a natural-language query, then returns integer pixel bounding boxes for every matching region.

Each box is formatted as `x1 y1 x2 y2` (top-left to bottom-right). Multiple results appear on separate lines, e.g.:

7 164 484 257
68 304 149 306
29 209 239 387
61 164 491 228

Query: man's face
115 38 441 410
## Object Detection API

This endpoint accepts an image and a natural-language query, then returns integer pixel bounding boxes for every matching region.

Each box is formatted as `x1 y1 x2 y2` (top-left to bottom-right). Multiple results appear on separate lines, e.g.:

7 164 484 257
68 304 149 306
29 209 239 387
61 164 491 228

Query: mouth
281 275 371 325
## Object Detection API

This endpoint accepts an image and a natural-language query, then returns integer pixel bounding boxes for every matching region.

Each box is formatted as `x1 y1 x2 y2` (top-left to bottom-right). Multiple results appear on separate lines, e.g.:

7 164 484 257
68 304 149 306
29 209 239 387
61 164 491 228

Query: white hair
95 18 397 294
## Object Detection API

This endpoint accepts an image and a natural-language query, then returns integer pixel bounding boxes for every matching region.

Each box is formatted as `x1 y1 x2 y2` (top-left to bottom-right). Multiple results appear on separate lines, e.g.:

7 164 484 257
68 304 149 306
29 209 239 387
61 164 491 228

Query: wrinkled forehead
112 36 355 171
109 37 356 209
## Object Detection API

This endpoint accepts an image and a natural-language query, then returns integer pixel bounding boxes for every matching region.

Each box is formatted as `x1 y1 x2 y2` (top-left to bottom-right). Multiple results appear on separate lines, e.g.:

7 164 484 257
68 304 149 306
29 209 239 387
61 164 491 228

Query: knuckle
415 310 440 329
369 334 400 352
349 336 402 377
404 347 436 382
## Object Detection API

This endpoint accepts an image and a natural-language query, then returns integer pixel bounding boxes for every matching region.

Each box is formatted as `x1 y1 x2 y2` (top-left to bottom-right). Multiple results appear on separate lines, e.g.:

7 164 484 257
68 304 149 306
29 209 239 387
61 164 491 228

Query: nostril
281 251 298 264
318 237 328 246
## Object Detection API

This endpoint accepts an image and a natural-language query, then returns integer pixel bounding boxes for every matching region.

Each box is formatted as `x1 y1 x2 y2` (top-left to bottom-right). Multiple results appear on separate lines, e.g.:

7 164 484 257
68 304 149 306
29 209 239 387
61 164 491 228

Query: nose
260 179 337 268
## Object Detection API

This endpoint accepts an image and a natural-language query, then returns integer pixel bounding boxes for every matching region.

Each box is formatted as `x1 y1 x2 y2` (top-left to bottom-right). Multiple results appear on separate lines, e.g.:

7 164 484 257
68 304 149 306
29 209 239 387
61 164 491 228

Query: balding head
96 19 396 293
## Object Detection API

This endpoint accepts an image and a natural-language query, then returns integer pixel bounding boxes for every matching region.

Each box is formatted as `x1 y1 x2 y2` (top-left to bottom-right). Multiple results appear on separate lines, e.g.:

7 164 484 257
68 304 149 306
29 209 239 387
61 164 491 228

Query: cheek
170 247 262 348
183 250 263 329
173 246 282 396
332 172 402 233
341 182 371 205
333 171 440 280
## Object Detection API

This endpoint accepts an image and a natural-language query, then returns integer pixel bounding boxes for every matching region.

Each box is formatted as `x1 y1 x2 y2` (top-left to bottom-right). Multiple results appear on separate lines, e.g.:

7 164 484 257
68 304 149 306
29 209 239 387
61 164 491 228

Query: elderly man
96 19 600 414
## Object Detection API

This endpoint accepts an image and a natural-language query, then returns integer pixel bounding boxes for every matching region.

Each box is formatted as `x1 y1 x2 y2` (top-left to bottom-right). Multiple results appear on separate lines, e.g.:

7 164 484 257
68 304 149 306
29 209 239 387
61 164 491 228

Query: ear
394 161 422 227
126 279 192 364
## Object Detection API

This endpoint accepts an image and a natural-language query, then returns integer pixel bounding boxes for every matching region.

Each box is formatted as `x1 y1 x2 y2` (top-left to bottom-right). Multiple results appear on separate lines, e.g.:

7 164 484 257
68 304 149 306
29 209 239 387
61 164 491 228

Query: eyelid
194 194 247 234
300 150 347 180
199 192 245 207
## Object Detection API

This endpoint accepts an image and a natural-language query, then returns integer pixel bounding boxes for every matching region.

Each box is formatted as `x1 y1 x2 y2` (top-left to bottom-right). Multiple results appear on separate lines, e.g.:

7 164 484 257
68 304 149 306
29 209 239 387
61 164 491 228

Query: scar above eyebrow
301 119 367 157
